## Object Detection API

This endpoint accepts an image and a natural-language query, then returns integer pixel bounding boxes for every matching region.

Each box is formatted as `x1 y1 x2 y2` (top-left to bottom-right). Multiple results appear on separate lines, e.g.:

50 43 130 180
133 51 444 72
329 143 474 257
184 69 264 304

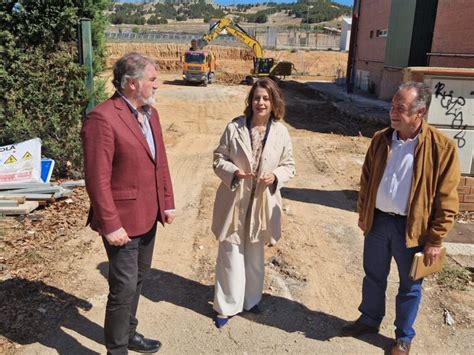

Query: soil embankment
106 43 348 82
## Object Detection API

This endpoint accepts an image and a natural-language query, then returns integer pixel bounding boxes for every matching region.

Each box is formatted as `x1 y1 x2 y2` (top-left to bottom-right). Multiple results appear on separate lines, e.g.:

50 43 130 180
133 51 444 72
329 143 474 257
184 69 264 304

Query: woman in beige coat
211 78 295 328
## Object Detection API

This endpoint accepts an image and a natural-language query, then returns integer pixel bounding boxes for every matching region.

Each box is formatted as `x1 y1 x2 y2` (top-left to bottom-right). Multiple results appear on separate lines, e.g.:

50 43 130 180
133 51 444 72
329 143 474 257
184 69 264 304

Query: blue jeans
358 210 423 343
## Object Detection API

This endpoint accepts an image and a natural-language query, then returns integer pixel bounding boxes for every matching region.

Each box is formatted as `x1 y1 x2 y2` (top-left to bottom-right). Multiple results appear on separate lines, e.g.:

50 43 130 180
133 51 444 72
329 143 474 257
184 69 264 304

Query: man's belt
375 208 407 218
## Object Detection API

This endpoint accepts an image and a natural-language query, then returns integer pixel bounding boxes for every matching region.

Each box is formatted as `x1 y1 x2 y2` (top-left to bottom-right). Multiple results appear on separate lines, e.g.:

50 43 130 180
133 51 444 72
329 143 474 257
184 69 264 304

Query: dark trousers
359 210 423 343
102 224 157 355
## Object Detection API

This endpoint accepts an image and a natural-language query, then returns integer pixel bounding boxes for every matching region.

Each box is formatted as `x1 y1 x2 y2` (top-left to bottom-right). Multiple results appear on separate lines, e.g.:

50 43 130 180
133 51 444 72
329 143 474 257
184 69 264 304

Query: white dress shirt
375 130 419 216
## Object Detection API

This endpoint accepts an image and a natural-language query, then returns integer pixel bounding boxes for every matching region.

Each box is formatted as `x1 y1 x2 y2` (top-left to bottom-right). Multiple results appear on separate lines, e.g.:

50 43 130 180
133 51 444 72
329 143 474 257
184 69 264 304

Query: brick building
346 0 474 211
347 0 474 100
429 0 474 68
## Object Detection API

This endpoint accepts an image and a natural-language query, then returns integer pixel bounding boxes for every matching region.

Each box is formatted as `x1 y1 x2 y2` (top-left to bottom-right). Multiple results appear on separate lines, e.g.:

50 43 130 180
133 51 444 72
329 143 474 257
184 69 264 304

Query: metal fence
105 29 340 51
105 31 239 46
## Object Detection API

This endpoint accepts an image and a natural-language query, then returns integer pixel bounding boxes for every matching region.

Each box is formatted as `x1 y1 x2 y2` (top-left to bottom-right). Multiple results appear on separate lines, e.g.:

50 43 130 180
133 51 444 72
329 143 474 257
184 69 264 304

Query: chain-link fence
105 31 239 46
105 29 340 51
252 27 340 51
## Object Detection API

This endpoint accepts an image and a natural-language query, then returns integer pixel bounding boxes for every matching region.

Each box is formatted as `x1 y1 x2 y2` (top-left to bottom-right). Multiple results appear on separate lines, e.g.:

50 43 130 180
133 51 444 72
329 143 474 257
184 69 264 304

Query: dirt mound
216 72 247 85
268 49 347 77
105 43 347 79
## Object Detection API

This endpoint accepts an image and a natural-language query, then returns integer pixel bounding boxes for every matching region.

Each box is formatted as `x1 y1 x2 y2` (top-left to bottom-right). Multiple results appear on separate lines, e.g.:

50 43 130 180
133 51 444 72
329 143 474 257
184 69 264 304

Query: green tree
0 0 110 178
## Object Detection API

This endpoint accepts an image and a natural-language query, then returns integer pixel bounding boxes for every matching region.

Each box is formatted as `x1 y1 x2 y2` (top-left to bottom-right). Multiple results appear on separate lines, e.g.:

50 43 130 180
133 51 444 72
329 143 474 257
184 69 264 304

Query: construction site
1 0 474 352
105 42 347 82
1 34 473 353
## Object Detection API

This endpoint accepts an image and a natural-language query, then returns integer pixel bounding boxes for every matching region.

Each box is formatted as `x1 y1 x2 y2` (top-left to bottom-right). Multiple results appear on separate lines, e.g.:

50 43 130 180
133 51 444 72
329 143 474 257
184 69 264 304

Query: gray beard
139 94 156 106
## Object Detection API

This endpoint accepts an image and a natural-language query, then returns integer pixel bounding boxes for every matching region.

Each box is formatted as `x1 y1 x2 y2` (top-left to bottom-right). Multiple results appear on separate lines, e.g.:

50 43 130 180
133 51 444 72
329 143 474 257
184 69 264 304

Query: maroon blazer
81 93 175 237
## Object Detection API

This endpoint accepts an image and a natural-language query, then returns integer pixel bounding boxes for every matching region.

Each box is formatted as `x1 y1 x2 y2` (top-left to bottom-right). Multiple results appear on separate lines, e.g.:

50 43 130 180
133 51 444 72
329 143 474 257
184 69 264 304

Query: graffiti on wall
433 81 467 148
427 76 473 174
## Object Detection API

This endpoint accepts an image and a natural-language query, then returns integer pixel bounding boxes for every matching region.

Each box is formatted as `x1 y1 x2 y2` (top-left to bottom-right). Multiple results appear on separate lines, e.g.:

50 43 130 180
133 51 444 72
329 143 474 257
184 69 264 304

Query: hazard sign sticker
4 155 17 164
22 151 33 160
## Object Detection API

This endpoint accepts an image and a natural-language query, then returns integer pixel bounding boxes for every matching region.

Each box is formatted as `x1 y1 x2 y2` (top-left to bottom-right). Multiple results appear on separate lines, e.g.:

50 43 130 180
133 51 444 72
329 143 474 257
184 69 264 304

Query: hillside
108 0 352 28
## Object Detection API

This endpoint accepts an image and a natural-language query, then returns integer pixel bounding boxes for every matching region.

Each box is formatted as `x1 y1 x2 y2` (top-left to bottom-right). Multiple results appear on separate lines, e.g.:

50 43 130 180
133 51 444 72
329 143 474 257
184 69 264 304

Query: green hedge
0 0 109 178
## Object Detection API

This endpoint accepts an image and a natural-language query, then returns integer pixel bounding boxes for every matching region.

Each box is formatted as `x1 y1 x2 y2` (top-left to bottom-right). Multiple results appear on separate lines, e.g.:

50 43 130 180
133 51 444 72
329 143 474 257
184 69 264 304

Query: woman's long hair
244 78 285 120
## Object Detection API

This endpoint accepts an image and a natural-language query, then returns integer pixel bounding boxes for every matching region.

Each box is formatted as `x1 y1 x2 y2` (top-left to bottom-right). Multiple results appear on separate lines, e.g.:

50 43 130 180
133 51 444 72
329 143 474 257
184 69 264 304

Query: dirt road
15 75 473 354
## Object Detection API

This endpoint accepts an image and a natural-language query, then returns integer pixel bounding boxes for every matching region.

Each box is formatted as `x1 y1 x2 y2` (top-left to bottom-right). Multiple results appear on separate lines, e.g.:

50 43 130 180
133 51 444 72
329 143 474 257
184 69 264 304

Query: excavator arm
225 25 264 58
195 15 293 83
200 16 232 46
199 16 264 58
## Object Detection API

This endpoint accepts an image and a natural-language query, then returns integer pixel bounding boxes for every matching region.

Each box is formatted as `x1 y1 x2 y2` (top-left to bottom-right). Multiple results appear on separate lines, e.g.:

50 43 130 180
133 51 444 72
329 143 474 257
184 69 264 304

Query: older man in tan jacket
342 82 460 355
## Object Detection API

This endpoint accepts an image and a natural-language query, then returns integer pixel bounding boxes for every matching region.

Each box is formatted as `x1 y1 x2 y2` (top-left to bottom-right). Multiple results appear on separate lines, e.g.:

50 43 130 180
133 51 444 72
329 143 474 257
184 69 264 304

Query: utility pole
78 18 94 113
306 5 311 48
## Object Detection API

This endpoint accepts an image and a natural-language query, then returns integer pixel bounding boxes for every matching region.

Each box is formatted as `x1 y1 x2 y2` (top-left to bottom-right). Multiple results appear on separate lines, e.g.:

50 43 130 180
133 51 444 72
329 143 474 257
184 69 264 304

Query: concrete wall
403 67 474 211
430 0 474 68
340 18 351 51
379 69 403 100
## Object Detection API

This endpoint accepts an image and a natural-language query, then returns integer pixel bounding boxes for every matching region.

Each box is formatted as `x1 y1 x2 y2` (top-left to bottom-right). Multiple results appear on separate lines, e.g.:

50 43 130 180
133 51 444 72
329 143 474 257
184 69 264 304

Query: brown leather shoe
340 319 379 337
389 339 411 355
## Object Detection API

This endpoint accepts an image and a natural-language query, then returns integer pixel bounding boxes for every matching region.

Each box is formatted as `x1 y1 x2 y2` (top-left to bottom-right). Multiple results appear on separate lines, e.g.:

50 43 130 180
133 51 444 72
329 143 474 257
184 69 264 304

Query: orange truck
182 50 216 86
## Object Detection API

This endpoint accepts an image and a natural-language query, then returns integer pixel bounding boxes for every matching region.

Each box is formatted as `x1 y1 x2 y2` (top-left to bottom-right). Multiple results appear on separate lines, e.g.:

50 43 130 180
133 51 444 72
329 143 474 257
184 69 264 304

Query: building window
376 29 388 37
370 30 373 38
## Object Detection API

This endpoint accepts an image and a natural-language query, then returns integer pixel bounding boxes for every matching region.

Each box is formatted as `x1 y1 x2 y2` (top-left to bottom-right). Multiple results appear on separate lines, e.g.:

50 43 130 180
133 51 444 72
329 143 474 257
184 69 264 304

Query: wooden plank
0 201 39 215
0 196 26 203
0 194 53 201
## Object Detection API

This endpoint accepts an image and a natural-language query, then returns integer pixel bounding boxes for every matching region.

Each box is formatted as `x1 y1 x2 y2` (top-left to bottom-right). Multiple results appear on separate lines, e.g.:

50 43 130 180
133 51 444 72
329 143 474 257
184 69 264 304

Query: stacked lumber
0 180 85 216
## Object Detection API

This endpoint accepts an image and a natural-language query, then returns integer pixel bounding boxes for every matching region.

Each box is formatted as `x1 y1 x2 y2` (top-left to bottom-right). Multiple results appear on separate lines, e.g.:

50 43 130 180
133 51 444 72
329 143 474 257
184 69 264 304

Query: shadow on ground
162 79 190 86
94 263 392 350
282 187 358 212
0 278 103 354
279 80 386 138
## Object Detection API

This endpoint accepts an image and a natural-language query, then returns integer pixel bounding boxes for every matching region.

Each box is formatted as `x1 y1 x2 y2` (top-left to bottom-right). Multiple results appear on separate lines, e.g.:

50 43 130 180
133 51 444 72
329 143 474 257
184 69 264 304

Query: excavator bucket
270 61 293 77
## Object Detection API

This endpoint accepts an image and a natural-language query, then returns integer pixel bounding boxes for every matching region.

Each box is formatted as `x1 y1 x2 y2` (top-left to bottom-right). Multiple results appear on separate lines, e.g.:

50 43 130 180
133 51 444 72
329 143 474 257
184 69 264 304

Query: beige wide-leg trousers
213 233 265 316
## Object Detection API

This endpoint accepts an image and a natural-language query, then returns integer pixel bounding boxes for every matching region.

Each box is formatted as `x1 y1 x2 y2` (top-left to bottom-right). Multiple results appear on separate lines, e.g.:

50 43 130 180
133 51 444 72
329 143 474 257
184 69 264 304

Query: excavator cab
254 58 274 75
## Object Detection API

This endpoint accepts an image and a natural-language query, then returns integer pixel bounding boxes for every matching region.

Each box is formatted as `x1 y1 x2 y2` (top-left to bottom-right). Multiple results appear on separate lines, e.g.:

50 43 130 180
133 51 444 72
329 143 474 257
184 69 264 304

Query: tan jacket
358 120 460 248
212 116 295 245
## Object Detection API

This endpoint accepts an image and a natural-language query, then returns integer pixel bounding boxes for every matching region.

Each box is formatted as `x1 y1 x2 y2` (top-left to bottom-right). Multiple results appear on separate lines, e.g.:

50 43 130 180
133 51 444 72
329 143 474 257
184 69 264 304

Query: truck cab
182 50 216 86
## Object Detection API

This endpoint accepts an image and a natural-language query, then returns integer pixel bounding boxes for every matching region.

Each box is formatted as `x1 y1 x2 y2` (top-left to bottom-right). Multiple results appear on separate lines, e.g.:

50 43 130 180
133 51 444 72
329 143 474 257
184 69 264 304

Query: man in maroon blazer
81 52 175 354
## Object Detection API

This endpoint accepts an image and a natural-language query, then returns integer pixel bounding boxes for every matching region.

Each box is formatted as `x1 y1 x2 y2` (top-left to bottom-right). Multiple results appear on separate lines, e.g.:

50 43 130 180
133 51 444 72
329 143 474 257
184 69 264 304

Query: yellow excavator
194 15 294 85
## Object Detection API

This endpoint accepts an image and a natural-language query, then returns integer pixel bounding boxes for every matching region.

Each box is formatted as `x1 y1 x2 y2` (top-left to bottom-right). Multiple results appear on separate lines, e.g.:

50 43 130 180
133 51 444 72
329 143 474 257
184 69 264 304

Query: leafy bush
0 1 109 178
147 15 168 25
188 1 225 20
292 0 352 24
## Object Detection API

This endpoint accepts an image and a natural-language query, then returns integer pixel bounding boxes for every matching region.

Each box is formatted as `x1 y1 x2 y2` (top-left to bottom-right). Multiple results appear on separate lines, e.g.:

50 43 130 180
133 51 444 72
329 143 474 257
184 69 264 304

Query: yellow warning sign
22 151 32 160
4 155 17 164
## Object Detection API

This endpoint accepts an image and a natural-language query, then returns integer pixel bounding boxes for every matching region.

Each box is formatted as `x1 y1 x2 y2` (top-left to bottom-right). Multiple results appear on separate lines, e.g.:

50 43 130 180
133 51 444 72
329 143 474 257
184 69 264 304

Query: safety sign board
0 138 42 184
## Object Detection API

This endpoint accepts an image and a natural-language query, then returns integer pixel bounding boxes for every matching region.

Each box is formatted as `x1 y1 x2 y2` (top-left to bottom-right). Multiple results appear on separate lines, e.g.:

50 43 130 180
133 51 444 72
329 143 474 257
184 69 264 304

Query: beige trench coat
211 116 296 245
